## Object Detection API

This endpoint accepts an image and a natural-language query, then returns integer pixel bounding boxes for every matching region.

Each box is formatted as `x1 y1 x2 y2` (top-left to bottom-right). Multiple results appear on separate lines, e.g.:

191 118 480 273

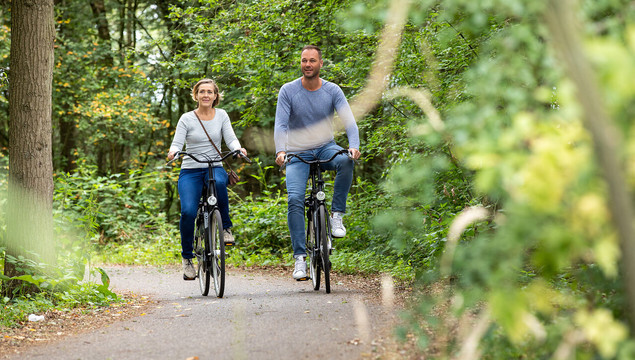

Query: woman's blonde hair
191 78 221 107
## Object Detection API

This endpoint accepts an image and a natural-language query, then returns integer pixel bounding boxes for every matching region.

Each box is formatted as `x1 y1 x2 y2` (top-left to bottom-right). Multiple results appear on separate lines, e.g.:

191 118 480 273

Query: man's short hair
301 45 322 59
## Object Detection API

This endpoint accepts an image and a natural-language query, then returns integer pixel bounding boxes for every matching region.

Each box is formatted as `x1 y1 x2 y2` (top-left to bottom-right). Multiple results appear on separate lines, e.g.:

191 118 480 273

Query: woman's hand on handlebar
234 148 253 164
348 148 361 160
167 150 178 161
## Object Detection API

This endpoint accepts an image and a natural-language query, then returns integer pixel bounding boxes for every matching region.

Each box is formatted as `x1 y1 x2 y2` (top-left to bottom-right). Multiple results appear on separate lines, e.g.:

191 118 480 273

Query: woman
167 78 247 280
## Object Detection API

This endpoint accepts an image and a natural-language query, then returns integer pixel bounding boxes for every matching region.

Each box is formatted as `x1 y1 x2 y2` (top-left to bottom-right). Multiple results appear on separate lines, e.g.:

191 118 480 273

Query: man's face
301 49 323 79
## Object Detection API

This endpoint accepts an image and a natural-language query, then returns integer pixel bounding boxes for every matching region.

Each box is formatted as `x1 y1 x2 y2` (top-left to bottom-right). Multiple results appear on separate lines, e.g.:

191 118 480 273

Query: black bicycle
285 149 350 294
168 149 250 297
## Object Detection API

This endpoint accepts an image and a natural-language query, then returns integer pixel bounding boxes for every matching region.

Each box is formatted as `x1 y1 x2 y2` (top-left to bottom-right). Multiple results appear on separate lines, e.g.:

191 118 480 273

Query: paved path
5 265 397 360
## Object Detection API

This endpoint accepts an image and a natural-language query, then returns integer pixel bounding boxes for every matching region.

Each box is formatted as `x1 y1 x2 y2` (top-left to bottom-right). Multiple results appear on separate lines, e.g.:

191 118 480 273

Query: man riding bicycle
274 45 361 281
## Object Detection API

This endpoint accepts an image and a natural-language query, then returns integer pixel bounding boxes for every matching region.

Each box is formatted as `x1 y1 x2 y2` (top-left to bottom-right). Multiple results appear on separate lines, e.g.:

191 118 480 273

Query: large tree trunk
3 0 55 296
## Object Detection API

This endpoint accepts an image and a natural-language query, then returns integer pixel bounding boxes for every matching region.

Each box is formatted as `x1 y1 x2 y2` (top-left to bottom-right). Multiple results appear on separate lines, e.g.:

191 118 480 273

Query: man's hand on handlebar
348 148 361 160
276 151 286 167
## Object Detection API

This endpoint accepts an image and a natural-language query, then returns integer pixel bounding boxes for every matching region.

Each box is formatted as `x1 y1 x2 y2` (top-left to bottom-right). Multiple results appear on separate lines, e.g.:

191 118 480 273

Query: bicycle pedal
295 276 310 281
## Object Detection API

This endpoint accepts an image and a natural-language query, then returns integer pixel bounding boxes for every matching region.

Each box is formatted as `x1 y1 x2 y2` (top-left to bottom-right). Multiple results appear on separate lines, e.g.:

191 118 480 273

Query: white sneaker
331 212 346 238
223 229 235 246
293 256 308 280
182 258 196 280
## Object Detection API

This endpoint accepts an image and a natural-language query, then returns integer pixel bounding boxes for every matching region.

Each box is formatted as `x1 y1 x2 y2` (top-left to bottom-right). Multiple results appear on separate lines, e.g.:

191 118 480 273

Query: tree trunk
89 0 114 67
55 0 76 173
3 0 56 295
118 0 125 62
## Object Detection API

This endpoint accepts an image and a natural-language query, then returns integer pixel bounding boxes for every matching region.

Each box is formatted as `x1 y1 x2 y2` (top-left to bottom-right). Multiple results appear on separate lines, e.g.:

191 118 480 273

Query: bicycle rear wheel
318 205 331 293
195 210 211 296
307 210 320 290
210 209 225 298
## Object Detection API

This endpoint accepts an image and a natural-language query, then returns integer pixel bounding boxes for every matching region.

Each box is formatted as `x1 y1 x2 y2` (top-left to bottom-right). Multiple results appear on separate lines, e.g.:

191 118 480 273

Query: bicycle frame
200 163 219 238
168 150 250 297
306 161 327 222
286 149 349 293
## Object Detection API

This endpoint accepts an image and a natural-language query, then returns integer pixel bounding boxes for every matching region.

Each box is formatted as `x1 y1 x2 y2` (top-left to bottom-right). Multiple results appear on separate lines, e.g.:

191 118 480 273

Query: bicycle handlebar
167 149 251 166
284 149 351 166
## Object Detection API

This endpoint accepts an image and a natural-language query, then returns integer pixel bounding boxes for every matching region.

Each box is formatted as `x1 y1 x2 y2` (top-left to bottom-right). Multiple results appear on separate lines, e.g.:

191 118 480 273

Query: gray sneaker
223 229 235 246
182 258 196 280
293 256 308 281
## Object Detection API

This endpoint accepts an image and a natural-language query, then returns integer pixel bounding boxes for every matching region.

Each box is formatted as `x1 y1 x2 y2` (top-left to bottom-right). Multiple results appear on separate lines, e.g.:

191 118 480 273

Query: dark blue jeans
178 167 231 259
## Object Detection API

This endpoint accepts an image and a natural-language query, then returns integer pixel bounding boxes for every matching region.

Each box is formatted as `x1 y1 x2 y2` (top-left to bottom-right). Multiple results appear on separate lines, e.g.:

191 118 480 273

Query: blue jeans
178 167 231 259
286 141 354 257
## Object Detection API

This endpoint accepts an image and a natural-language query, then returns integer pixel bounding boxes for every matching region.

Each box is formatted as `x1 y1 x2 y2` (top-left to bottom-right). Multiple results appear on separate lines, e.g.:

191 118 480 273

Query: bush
0 250 119 328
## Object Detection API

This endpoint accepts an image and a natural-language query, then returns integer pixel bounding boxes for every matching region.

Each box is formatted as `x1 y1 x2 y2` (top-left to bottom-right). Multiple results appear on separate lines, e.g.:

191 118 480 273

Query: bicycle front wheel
307 209 320 290
318 204 331 293
210 209 225 298
196 210 211 296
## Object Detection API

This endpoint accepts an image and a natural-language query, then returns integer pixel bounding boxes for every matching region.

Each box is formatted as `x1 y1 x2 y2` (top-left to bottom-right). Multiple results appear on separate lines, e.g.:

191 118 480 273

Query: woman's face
197 83 217 107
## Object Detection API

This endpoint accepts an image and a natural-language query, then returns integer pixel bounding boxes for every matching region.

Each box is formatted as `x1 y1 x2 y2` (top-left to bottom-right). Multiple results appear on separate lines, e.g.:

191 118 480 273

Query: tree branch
545 0 635 331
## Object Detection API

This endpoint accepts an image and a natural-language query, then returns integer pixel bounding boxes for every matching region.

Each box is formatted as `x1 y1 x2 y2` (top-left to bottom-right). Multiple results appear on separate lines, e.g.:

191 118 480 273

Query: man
274 45 361 280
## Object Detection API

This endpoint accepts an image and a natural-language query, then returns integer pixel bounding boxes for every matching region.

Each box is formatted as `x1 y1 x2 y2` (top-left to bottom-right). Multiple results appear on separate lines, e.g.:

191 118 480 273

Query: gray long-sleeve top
274 78 360 154
169 109 241 168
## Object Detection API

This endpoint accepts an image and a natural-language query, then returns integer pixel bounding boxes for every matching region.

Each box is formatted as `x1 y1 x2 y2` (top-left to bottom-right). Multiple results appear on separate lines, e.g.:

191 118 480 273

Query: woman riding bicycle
167 78 247 281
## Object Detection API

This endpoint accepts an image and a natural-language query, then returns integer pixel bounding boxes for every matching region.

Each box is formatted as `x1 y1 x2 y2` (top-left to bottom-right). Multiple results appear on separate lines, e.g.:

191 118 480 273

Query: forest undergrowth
2 0 635 358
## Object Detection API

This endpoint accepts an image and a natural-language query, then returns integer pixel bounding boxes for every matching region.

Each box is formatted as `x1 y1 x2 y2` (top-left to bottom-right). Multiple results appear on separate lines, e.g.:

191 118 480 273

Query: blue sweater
274 78 360 154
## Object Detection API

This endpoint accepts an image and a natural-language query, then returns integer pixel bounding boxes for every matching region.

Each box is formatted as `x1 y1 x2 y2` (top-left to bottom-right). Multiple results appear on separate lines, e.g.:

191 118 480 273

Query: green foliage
332 249 413 280
0 20 7 105
53 164 186 265
95 222 180 265
229 191 289 257
55 166 173 242
163 0 378 133
4 0 633 357
48 3 167 174
1 157 152 326
0 249 119 328
374 0 635 358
